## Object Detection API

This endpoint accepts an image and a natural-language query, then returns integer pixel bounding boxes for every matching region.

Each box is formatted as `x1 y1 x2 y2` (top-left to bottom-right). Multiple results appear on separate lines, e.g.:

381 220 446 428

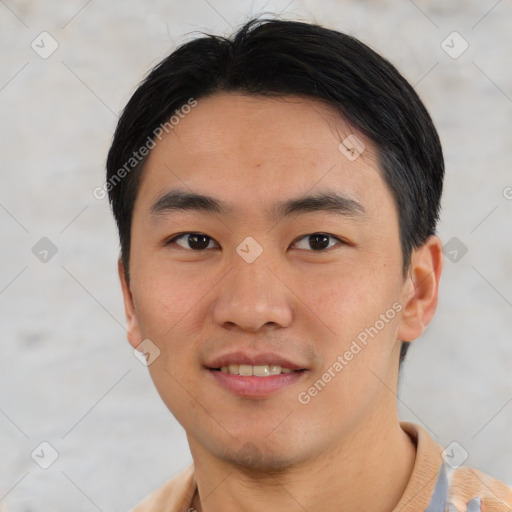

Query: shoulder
447 465 512 512
130 464 196 512
399 422 511 512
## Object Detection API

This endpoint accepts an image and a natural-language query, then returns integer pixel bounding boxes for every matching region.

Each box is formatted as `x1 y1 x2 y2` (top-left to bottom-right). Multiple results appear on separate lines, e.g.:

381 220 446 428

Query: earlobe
397 235 443 343
118 259 143 349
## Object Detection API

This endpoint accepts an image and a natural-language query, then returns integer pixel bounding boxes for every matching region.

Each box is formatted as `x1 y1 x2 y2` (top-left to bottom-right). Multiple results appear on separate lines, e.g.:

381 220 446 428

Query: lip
207 368 307 398
204 350 309 399
205 351 306 371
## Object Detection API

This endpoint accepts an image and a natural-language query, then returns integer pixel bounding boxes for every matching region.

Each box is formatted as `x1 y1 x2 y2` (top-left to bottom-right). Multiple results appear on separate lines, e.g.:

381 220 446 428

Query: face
120 92 437 469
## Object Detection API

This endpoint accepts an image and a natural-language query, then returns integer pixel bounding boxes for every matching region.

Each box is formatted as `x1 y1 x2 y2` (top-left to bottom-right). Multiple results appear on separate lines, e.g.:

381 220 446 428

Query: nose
212 252 294 333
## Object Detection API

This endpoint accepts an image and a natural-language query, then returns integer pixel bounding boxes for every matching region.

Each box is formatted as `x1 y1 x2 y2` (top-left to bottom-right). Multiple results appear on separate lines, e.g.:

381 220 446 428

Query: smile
217 364 295 376
207 367 307 398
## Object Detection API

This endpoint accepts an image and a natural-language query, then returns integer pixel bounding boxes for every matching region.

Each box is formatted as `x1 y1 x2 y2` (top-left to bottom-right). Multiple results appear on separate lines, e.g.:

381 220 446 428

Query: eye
166 233 218 250
292 233 344 251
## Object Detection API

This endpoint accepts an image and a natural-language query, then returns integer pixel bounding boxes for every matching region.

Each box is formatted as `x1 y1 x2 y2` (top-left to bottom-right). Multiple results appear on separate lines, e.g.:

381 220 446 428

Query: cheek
295 259 404 394
130 257 224 395
295 258 399 332
131 254 210 336
133 268 208 421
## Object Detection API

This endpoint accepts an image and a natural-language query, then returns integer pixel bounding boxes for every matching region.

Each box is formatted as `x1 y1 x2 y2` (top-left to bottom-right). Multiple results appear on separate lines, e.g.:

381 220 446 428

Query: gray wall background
1 0 511 510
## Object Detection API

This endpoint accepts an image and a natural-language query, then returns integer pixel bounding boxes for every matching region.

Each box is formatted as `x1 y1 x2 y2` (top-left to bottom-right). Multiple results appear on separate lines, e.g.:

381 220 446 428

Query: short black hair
106 17 444 365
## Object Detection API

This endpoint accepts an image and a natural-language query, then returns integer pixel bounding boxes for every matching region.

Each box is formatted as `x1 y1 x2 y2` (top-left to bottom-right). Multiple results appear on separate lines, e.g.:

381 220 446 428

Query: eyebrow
150 189 366 222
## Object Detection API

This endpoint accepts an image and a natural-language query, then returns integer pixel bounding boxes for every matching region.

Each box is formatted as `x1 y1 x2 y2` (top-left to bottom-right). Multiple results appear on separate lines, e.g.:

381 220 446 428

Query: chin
217 439 307 474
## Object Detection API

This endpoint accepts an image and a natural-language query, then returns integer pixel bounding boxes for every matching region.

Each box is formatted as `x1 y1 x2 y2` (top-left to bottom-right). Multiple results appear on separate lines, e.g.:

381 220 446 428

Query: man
106 17 512 512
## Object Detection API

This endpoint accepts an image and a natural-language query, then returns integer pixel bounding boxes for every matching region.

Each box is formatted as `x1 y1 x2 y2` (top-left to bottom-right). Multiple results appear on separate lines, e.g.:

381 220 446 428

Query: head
106 18 443 469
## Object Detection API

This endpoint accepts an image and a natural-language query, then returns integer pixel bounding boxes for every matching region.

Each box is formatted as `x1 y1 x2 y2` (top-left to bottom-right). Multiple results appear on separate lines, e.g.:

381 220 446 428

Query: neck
189 414 416 512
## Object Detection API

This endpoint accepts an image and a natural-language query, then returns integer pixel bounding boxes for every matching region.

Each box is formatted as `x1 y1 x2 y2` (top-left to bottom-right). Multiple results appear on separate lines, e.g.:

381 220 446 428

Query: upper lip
205 351 306 371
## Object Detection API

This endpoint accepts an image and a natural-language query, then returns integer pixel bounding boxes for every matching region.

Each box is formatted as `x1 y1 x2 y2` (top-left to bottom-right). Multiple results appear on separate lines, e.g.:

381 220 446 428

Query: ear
118 259 143 349
397 235 443 342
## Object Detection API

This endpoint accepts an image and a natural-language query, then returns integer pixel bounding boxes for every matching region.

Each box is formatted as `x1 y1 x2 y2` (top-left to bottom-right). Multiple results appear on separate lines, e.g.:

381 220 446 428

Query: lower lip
207 369 307 398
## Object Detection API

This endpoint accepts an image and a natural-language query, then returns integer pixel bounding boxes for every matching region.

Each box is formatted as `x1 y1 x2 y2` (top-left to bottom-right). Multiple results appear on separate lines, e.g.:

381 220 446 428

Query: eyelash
165 232 346 252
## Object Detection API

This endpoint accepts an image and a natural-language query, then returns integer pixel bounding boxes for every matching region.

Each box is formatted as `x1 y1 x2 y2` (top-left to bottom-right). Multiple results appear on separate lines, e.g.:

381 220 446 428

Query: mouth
204 354 309 399
212 364 301 377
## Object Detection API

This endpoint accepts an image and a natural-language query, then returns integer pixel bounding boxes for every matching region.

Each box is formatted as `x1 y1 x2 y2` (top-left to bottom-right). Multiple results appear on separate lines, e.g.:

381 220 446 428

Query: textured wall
1 1 511 510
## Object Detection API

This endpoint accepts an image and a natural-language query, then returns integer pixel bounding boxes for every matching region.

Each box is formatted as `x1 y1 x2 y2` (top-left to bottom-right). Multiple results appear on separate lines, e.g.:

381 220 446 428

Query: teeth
268 365 280 376
253 365 269 377
239 364 253 376
219 364 295 376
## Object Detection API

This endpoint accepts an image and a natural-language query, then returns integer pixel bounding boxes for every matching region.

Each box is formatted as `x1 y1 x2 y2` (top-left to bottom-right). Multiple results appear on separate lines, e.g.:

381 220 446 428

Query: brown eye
168 233 217 250
293 233 342 251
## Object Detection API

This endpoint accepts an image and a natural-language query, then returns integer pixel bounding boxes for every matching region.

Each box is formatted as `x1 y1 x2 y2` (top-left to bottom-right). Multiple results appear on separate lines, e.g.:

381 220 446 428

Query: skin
119 92 443 512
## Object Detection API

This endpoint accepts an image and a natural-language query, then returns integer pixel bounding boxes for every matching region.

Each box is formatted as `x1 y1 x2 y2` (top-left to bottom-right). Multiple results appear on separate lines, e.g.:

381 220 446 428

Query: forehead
168 92 365 157
135 92 390 218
